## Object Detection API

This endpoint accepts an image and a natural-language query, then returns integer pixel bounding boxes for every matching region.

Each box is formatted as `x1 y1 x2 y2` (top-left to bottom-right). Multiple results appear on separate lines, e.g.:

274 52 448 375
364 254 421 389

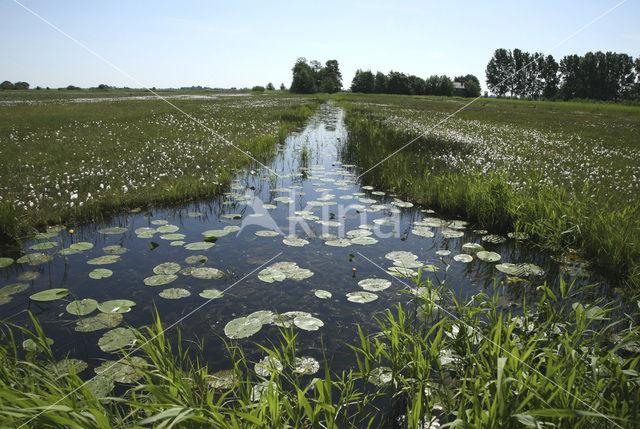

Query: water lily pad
482 234 507 244
151 220 168 226
89 268 113 279
75 313 123 332
358 278 391 292
272 311 312 328
160 233 186 240
87 255 121 265
385 251 418 261
435 250 451 256
496 263 544 276
203 229 231 238
94 357 146 383
283 236 309 247
103 245 127 254
412 226 435 238
17 253 53 266
247 310 276 325
170 241 186 246
184 242 215 251
156 224 179 233
86 375 114 398
98 299 136 314
294 356 320 375
135 227 156 236
346 291 378 303
23 337 54 352
29 241 59 250
369 366 393 386
70 242 93 251
46 358 88 376
199 289 224 299
66 298 98 316
144 274 178 286
98 327 137 352
159 288 191 299
185 254 208 264
153 262 181 275
314 290 332 299
59 247 81 256
17 271 40 281
393 258 424 269
351 236 378 245
453 254 473 263
441 229 464 238
476 251 501 262
255 230 280 237
98 227 128 235
387 266 418 277
294 315 324 331
224 316 262 339
325 239 352 247
0 257 14 268
30 288 69 302
0 283 29 296
255 356 283 377
221 213 242 220
191 267 223 279
462 242 484 253
508 232 530 240
208 369 236 389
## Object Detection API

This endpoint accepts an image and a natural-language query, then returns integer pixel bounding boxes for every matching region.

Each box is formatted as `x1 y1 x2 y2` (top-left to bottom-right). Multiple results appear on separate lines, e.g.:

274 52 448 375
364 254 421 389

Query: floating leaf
393 258 424 269
385 251 418 261
191 267 223 279
199 289 224 299
255 356 283 377
496 263 544 276
247 310 276 325
89 268 113 279
185 254 208 264
482 234 507 244
325 239 352 247
272 311 312 328
30 288 69 302
153 262 181 275
94 357 146 383
29 241 58 250
255 230 280 237
203 229 231 238
46 358 88 376
387 267 418 277
0 257 14 268
351 236 378 245
17 253 53 266
23 337 53 352
159 288 191 299
17 271 39 281
294 356 319 375
66 298 98 316
103 245 127 254
98 227 128 235
75 313 122 332
98 299 136 314
0 283 29 296
87 255 121 265
508 232 530 240
346 291 378 303
453 254 473 263
184 242 215 251
441 229 464 239
358 278 391 292
156 225 179 233
369 366 393 386
151 220 168 225
144 274 178 286
224 317 262 339
294 315 324 331
462 242 484 253
160 233 186 240
59 247 81 256
283 236 309 247
98 327 137 352
135 227 156 236
208 369 236 389
477 251 501 262
412 226 435 238
314 290 332 299
435 250 451 256
70 242 93 251
86 375 114 398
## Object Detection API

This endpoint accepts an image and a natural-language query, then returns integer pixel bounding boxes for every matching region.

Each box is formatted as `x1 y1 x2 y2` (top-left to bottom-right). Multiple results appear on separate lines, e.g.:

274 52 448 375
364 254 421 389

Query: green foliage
454 74 481 97
0 80 14 90
290 58 342 94
351 69 375 93
251 86 265 92
266 82 275 91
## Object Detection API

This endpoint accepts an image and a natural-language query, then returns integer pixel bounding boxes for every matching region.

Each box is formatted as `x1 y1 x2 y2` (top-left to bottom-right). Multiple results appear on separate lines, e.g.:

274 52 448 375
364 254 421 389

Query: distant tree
512 48 528 97
13 81 29 90
66 85 81 90
351 69 374 93
97 83 111 90
252 85 265 92
279 83 286 91
425 75 453 96
407 75 426 95
486 48 514 97
387 71 409 94
373 72 387 93
454 74 481 97
0 80 14 90
540 55 559 99
266 82 275 91
290 58 317 94
320 59 342 93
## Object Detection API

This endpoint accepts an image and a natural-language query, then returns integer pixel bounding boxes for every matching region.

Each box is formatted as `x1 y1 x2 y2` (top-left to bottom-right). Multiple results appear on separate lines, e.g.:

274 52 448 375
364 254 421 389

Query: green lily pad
59 247 81 256
89 268 113 279
66 298 98 316
17 271 40 281
482 234 506 244
70 242 93 251
46 358 88 376
477 251 501 262
98 299 136 314
29 241 59 250
358 278 391 292
247 310 276 325
98 227 128 235
496 263 544 276
294 356 319 375
30 288 69 302
199 289 224 299
385 251 418 261
203 229 231 238
17 253 53 266
156 225 179 233
151 220 168 225
144 274 178 286
94 357 146 383
462 242 484 253
258 268 286 283
191 267 223 279
224 316 263 339
255 356 283 377
103 245 127 254
159 288 191 299
135 227 156 236
314 290 332 299
23 337 54 352
207 369 236 389
453 254 473 263
87 255 121 265
160 233 186 240
75 313 123 332
387 266 418 277
185 254 208 264
0 283 29 296
170 241 186 246
393 258 424 269
441 229 464 238
293 315 324 331
346 291 378 303
283 236 309 247
153 262 181 275
325 239 352 247
85 375 114 398
98 327 137 352
0 257 14 268
255 230 280 237
184 242 215 251
351 236 378 245
435 250 451 256
412 226 435 237
369 366 393 386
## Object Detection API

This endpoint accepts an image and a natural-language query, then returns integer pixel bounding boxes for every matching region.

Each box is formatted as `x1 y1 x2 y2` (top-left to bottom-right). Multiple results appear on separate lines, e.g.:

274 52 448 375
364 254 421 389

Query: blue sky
1 0 639 91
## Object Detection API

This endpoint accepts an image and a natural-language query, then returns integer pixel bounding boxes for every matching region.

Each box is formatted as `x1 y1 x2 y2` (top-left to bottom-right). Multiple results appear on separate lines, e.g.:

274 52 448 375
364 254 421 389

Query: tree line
350 70 481 97
1 81 30 90
290 58 342 94
486 48 640 101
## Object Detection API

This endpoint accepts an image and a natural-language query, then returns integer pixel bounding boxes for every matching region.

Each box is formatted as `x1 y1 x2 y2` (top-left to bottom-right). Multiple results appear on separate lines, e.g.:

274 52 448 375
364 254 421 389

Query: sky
1 0 639 92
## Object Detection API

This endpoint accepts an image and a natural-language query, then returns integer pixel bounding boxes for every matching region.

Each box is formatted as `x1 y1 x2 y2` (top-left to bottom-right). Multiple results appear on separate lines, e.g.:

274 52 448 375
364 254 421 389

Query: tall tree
0 81 14 90
290 58 317 94
351 69 374 93
454 74 481 97
266 82 275 91
486 48 514 97
407 75 426 95
320 59 342 93
373 72 388 93
387 71 409 94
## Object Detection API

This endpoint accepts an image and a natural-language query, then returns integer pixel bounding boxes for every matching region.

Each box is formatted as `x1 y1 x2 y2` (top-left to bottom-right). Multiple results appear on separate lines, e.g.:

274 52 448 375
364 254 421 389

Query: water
0 102 608 375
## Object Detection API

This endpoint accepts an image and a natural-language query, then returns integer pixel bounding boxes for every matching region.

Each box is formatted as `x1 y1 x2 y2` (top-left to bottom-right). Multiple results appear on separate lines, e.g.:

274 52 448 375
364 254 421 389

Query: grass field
335 93 640 291
0 91 319 239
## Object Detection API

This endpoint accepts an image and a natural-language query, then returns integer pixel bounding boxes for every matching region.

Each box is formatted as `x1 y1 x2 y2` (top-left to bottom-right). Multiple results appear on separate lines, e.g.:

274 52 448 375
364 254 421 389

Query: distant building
453 81 465 97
